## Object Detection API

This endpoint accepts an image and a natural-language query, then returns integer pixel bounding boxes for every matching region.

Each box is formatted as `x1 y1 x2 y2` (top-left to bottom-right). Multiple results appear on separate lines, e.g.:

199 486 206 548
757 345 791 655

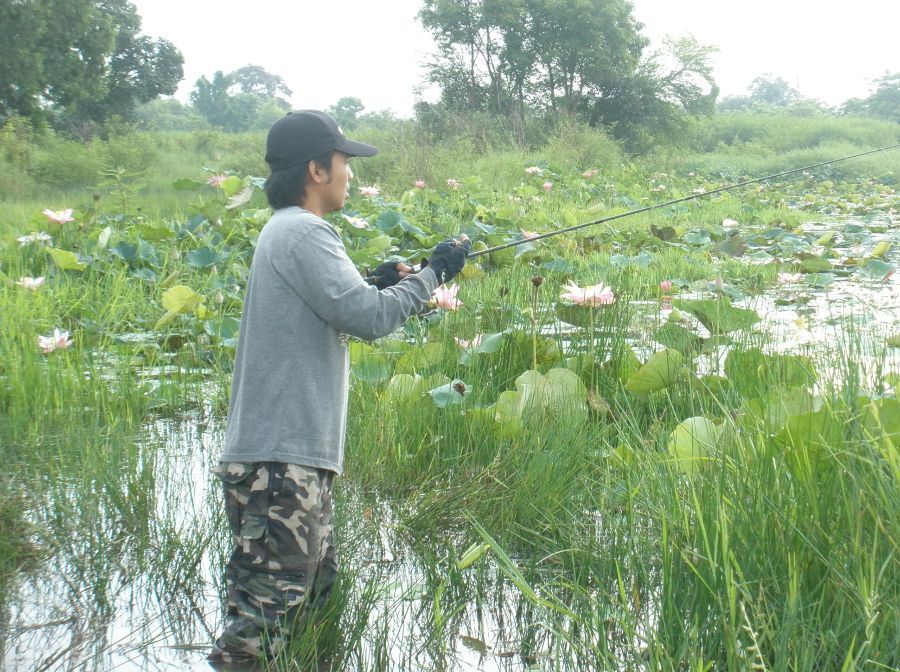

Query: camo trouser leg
208 462 337 663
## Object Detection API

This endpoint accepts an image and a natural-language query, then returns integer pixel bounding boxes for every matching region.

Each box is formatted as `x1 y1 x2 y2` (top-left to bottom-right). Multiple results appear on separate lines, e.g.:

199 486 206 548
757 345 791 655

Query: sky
131 0 899 117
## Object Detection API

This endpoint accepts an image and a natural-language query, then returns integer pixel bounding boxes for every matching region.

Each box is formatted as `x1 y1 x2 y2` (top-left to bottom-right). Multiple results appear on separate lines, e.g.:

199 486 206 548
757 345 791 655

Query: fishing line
466 143 900 259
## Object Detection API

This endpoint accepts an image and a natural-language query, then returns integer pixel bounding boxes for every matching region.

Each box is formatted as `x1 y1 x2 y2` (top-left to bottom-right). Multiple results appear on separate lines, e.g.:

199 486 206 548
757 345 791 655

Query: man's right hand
424 234 471 284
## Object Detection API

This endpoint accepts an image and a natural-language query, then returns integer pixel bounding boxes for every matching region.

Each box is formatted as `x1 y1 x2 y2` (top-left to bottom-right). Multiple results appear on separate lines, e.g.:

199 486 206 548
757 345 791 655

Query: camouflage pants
208 462 337 663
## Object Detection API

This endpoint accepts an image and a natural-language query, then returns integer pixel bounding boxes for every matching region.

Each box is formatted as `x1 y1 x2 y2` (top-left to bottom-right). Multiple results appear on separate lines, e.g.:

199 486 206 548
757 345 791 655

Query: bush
543 120 622 171
30 134 105 189
688 112 900 154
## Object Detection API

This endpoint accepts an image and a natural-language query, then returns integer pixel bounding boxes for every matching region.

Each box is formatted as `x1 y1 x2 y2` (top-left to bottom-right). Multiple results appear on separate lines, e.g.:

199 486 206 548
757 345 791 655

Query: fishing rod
465 143 900 259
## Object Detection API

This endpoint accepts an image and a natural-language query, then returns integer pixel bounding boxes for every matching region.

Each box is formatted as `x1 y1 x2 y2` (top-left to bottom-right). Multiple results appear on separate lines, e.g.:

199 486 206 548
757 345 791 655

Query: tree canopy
190 66 292 132
417 0 718 145
842 73 900 124
0 0 184 126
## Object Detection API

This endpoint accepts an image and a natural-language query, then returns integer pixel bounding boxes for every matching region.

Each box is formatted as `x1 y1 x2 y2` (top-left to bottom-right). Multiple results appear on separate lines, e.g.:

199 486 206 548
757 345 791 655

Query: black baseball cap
265 110 378 172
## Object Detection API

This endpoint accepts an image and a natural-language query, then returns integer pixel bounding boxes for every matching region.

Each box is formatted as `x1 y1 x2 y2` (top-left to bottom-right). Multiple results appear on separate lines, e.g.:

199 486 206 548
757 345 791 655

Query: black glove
424 238 471 284
365 262 405 290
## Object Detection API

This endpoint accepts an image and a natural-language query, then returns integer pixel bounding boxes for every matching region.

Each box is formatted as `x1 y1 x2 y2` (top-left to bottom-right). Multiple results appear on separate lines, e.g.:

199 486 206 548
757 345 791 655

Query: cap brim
336 138 378 158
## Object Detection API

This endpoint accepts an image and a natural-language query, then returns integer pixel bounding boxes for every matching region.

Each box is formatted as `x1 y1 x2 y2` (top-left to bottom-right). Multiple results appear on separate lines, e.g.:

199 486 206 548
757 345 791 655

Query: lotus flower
17 231 53 246
542 181 553 191
359 185 380 197
42 208 74 224
207 174 227 188
414 179 425 189
38 328 73 354
777 272 802 284
455 334 483 350
16 276 45 290
559 281 615 307
582 169 599 178
525 166 542 175
722 218 739 228
659 280 673 293
446 178 460 190
432 284 462 310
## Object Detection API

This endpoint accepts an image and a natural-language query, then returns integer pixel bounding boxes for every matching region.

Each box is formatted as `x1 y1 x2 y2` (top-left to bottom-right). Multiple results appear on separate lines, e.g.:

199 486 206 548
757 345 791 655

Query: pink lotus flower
16 276 45 290
17 231 53 246
38 328 73 354
42 208 74 224
542 181 553 191
446 178 460 190
559 281 615 307
777 272 802 284
414 179 425 189
659 280 673 293
359 185 380 197
521 229 539 240
455 334 483 350
207 174 227 188
525 166 542 175
582 169 599 178
341 213 369 229
432 284 462 310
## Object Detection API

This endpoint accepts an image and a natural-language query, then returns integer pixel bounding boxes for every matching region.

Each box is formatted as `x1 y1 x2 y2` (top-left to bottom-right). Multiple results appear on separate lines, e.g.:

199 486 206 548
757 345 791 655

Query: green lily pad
430 379 469 407
667 416 719 473
858 259 894 282
798 257 832 273
653 322 703 356
350 342 392 384
48 248 87 271
186 245 229 269
625 349 685 395
673 298 760 334
396 342 445 374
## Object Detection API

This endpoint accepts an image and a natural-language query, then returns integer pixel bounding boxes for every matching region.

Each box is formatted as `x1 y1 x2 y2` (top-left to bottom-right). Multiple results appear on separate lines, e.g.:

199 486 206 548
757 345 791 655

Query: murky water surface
3 215 898 670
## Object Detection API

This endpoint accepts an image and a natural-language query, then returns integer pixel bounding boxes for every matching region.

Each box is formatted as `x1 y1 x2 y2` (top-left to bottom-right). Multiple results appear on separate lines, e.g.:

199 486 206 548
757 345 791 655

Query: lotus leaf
667 416 719 473
672 298 760 335
48 248 87 271
625 349 685 395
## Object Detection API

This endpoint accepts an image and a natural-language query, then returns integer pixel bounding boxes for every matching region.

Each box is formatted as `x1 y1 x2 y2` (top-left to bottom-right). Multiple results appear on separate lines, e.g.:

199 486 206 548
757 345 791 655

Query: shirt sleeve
272 217 441 341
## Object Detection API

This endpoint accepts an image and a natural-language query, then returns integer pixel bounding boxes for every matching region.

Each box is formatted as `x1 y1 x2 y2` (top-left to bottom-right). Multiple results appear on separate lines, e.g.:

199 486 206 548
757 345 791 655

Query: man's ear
307 159 327 185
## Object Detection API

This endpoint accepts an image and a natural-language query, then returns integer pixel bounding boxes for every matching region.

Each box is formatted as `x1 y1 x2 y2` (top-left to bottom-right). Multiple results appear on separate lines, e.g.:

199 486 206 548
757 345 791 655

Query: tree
588 36 719 148
417 0 717 145
747 74 800 107
419 0 648 117
190 65 292 132
0 0 183 125
842 72 900 124
327 97 365 130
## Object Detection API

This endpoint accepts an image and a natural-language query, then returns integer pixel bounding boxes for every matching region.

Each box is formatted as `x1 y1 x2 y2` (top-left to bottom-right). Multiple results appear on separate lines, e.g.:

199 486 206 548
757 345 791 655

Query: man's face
320 152 353 214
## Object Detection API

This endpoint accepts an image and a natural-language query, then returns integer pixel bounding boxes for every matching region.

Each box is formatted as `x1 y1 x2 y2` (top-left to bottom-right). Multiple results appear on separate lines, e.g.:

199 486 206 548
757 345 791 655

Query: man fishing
208 109 470 665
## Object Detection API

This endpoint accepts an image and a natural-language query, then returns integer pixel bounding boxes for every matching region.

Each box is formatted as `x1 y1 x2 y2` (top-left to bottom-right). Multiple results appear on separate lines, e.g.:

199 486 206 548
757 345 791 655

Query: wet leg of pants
208 462 336 663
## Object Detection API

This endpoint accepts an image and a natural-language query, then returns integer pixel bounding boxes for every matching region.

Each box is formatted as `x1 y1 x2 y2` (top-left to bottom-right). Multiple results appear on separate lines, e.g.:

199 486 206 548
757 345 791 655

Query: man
208 110 469 665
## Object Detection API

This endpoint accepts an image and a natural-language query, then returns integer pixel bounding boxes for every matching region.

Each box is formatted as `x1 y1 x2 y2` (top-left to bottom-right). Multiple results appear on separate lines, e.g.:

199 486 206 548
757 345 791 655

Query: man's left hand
365 262 414 290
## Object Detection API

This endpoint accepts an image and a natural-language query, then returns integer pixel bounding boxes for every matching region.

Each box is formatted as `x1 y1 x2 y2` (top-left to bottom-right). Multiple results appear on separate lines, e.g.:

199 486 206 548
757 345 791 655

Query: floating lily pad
858 259 894 282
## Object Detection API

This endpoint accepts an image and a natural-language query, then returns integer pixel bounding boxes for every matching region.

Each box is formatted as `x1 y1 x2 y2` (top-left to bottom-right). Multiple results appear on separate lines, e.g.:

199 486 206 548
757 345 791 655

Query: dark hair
264 150 335 209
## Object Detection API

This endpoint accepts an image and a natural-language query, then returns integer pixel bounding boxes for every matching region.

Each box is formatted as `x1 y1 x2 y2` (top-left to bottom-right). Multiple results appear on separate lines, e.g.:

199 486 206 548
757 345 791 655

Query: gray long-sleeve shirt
220 206 440 473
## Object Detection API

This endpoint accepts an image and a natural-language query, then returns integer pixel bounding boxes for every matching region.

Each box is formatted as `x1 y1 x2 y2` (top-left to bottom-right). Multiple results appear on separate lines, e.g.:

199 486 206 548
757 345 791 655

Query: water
3 214 898 670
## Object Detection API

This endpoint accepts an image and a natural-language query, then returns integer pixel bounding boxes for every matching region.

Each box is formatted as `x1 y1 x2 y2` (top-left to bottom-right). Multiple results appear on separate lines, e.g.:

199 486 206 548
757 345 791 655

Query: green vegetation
0 111 898 669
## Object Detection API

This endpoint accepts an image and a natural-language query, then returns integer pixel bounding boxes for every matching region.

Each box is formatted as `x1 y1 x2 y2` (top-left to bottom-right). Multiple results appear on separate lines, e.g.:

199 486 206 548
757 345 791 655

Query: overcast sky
132 0 898 116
